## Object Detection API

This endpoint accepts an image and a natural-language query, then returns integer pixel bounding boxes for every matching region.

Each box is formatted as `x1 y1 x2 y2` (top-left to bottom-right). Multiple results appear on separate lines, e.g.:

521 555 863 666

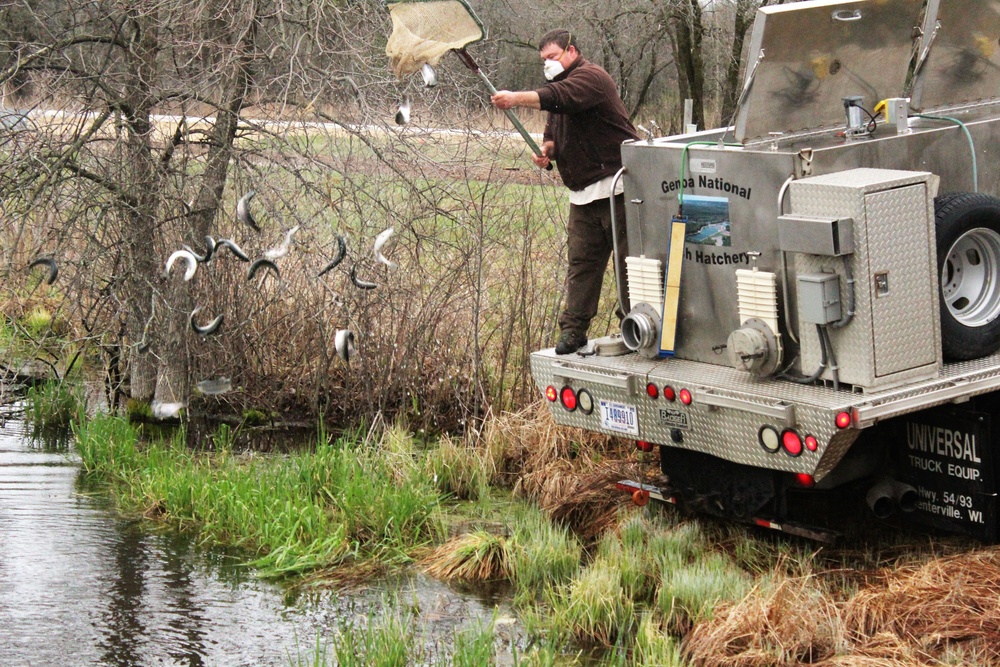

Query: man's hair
538 29 579 54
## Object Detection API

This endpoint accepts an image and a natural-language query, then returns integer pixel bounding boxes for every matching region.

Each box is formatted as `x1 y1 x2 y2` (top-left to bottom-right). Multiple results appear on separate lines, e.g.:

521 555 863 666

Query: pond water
0 409 515 666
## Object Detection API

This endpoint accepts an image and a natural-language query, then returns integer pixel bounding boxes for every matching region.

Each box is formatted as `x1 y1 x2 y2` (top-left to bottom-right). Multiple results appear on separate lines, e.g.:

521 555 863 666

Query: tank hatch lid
734 0 923 144
909 0 1000 112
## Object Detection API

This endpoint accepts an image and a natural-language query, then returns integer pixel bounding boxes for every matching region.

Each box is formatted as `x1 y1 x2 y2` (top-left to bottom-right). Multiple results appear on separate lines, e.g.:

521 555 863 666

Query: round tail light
663 386 676 401
781 429 803 457
679 388 692 405
835 411 852 429
545 386 558 402
560 386 578 411
646 383 659 398
759 425 781 453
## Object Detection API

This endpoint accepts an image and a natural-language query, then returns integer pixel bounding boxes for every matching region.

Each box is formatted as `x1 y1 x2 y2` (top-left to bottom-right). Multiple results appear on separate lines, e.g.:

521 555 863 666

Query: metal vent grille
736 268 779 333
626 256 664 316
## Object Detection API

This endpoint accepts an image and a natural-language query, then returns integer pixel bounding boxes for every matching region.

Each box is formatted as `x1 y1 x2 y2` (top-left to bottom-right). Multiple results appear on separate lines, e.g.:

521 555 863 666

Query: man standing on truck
491 29 638 355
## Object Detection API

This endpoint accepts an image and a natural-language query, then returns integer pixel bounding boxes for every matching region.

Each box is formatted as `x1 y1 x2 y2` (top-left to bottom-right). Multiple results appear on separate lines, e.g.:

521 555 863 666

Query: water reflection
0 410 509 666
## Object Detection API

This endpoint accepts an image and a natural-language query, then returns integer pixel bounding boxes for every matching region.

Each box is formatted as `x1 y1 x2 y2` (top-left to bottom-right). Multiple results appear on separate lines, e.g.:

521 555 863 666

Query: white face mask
543 59 565 81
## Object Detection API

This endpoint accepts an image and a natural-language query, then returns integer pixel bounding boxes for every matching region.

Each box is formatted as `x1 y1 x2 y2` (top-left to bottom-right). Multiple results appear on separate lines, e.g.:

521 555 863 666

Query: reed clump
305 605 497 667
423 433 491 501
508 502 583 593
25 379 81 438
841 548 1000 663
422 530 512 582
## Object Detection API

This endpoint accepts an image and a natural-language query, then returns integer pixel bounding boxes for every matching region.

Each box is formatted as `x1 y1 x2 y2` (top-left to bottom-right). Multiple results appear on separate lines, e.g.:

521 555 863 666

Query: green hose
915 114 978 193
678 140 743 216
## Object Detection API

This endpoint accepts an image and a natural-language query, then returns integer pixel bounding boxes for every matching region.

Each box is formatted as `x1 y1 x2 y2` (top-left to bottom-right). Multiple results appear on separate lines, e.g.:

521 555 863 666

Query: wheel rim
941 227 1000 326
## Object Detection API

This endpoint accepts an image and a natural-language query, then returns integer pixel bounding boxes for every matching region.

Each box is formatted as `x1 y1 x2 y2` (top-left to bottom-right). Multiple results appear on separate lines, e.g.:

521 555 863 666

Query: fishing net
384 0 484 77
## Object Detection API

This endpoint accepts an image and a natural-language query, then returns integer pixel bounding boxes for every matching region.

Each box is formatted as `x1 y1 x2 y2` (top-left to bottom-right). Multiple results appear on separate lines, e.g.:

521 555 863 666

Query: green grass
508 502 582 594
289 605 497 667
25 380 81 440
657 552 750 628
74 414 444 577
328 610 415 667
552 558 637 646
70 410 757 662
424 434 490 501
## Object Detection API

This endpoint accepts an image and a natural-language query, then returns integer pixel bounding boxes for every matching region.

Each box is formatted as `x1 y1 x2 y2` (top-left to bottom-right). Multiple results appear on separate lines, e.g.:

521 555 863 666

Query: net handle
455 48 550 168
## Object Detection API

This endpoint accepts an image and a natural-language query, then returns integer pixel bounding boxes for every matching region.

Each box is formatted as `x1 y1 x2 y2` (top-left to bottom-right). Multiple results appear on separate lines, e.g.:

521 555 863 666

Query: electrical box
798 273 841 324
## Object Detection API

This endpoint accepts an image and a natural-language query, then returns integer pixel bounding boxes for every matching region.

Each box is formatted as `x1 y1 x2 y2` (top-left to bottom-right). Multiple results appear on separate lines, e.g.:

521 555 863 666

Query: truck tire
936 192 1000 360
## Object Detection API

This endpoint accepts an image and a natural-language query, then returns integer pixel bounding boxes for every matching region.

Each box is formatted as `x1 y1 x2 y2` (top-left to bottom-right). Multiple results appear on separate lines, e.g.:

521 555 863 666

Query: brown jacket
535 57 638 192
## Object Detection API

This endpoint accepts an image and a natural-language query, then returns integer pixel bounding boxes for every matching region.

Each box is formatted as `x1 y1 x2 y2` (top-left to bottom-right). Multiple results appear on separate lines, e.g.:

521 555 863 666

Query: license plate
599 400 638 435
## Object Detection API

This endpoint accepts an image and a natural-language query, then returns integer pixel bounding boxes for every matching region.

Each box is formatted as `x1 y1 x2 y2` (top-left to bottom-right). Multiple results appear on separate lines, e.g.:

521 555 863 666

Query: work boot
555 330 588 355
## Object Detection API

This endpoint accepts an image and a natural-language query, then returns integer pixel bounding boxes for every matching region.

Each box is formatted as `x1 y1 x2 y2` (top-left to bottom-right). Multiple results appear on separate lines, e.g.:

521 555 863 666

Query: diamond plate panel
790 169 941 390
531 348 860 479
866 186 938 375
532 346 1000 482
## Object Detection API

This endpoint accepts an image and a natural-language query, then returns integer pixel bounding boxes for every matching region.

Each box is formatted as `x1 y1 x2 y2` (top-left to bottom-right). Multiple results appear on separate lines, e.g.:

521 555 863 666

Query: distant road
5 106 543 144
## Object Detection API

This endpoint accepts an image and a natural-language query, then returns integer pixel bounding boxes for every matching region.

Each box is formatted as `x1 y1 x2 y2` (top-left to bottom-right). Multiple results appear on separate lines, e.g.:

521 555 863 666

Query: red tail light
795 473 816 487
636 440 653 452
805 435 819 452
679 388 692 405
663 386 676 401
781 429 803 457
646 383 659 398
545 386 558 402
560 386 577 411
835 411 852 429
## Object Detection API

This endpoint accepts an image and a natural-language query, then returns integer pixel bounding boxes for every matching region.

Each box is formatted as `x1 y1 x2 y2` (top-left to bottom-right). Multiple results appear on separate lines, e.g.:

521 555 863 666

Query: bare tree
0 0 801 429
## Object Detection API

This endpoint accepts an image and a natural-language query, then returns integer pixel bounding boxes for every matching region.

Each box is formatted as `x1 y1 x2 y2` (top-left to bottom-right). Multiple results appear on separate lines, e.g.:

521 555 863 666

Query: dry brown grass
841 548 1000 662
684 548 1000 667
420 530 511 582
683 573 843 666
479 400 645 539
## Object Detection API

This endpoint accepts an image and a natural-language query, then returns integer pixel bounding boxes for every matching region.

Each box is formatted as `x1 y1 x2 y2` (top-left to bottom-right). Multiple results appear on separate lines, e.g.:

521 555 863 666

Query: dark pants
558 193 629 336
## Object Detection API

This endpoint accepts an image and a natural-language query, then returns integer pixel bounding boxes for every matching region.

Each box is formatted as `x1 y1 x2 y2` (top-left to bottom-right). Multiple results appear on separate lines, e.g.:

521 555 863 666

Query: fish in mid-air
196 377 232 396
189 307 224 336
373 227 396 268
215 238 251 262
27 257 58 285
165 249 198 281
248 258 280 281
350 265 377 290
151 400 185 420
421 63 437 88
264 225 299 261
318 235 348 277
237 190 261 231
183 236 216 263
335 329 356 363
395 97 411 125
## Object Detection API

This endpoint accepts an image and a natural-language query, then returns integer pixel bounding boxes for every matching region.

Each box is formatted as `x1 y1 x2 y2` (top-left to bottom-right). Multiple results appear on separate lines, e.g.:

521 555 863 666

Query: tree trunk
154 1 261 407
673 0 706 130
121 9 163 404
720 0 764 124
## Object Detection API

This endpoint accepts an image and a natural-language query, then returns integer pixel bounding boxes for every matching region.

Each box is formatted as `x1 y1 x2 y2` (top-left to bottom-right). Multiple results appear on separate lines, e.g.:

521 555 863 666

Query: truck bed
531 341 1000 479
